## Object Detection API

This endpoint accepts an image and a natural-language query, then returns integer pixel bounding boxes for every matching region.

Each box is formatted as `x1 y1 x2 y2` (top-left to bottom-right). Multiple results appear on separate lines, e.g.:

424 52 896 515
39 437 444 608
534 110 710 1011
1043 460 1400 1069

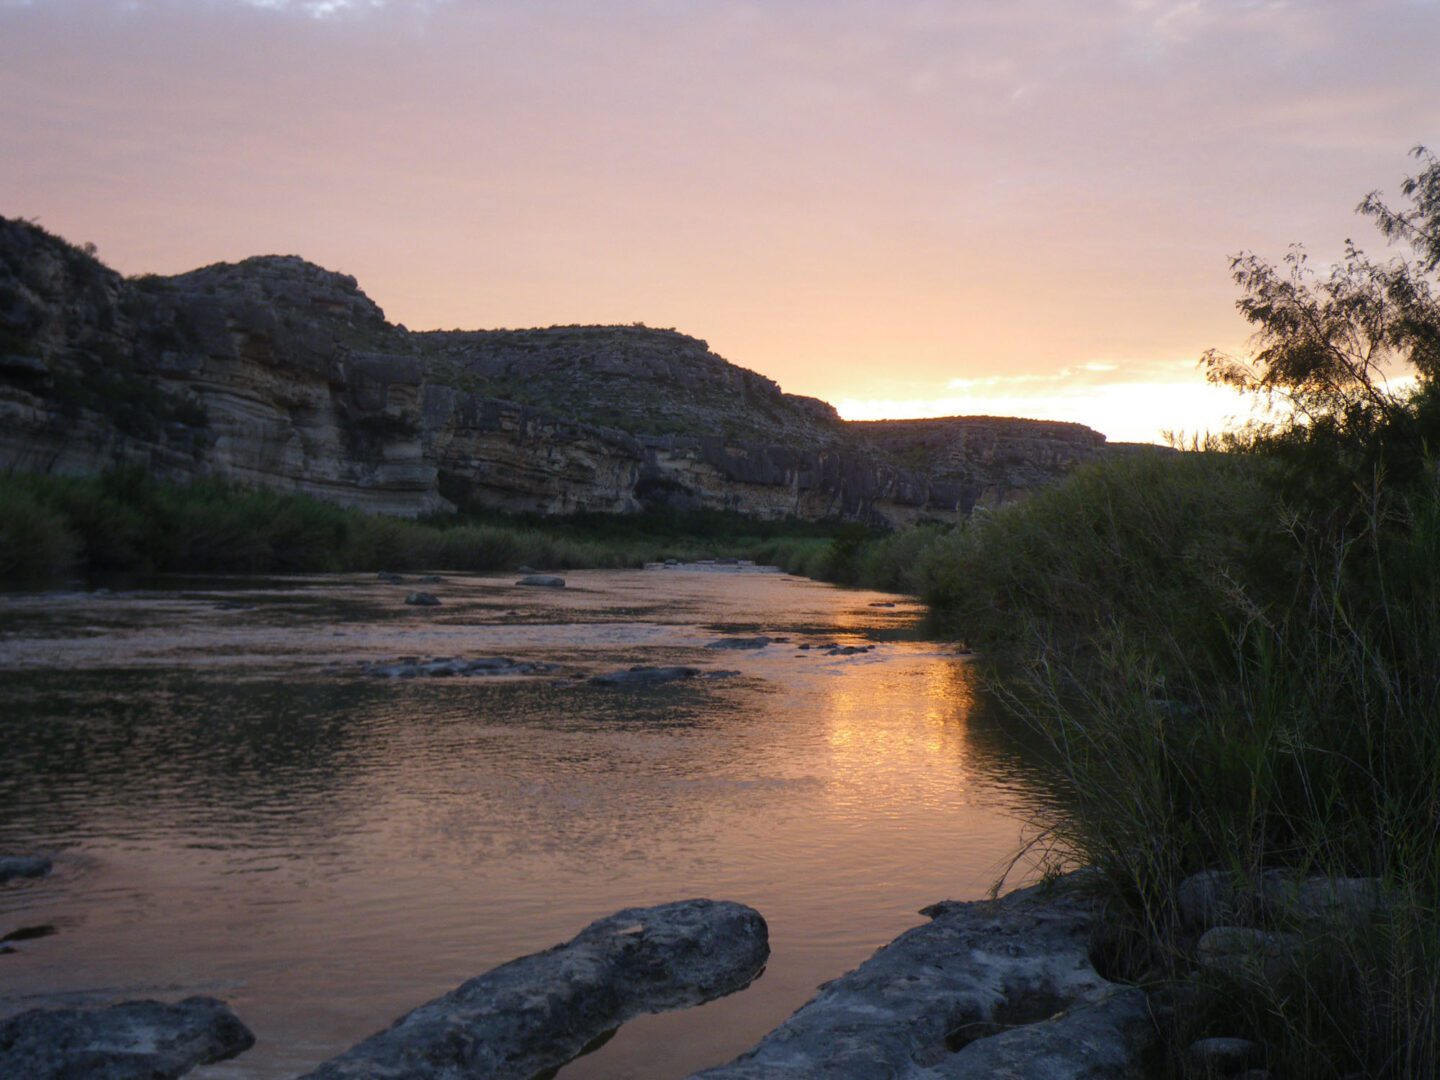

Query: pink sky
3 0 1437 441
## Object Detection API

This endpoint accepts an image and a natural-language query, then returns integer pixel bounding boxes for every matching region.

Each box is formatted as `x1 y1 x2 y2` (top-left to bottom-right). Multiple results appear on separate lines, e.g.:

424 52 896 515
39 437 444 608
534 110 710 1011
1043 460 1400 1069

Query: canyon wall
0 217 1115 526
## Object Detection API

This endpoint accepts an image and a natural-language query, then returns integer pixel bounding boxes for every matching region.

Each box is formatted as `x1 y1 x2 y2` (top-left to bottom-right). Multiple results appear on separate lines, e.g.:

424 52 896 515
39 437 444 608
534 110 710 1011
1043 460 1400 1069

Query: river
0 564 1046 1078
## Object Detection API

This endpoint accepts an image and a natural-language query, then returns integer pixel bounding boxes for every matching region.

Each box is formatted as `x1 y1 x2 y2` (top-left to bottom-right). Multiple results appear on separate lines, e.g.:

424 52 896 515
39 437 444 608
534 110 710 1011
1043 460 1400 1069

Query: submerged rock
301 899 768 1080
706 636 771 650
404 592 442 606
690 874 1153 1079
0 995 255 1079
517 574 566 588
591 666 698 686
364 657 558 679
0 855 51 884
377 571 405 584
417 574 443 584
590 666 740 687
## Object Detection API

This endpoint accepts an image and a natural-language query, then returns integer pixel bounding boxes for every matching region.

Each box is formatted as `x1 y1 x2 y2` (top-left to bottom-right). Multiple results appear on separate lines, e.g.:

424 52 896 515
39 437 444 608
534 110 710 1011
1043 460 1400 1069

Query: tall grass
921 440 1440 1076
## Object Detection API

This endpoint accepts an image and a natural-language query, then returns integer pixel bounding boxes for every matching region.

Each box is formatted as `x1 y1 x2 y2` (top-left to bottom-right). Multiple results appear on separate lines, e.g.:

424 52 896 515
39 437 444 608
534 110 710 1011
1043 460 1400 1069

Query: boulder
517 575 566 588
1195 927 1303 983
404 592 441 606
690 874 1153 1079
1177 870 1387 930
0 855 52 884
0 996 254 1079
301 899 768 1080
1186 1037 1265 1075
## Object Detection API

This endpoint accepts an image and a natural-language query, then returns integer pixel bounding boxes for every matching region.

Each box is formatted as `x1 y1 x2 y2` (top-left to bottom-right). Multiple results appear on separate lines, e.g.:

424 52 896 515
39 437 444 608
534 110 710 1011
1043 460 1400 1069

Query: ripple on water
0 568 1052 1079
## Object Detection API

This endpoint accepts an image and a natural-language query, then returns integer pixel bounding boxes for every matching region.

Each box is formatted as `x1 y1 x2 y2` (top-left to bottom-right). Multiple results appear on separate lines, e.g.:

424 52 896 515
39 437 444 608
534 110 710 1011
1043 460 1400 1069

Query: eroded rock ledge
690 875 1153 1080
0 216 1122 526
300 898 769 1080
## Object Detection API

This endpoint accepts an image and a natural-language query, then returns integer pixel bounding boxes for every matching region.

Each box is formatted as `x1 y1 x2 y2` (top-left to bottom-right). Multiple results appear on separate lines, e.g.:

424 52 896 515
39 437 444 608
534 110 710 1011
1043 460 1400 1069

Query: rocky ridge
0 217 1119 525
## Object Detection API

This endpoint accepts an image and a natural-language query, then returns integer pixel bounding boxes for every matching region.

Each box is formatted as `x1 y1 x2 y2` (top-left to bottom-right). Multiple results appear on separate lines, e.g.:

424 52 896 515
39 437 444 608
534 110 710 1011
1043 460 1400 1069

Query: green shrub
0 484 78 580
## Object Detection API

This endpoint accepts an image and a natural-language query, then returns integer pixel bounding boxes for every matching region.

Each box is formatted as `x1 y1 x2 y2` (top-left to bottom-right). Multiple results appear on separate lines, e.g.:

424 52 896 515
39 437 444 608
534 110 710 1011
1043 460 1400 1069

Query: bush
0 485 78 579
927 436 1440 1076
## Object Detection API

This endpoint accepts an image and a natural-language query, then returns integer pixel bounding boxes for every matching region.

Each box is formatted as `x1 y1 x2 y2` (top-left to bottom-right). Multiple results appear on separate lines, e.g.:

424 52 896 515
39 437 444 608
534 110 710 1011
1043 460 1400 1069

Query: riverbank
915 409 1440 1076
0 469 867 582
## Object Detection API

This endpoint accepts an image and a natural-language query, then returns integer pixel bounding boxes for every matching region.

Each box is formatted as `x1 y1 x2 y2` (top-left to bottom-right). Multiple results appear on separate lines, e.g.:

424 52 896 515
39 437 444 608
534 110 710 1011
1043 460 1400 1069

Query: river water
0 565 1046 1078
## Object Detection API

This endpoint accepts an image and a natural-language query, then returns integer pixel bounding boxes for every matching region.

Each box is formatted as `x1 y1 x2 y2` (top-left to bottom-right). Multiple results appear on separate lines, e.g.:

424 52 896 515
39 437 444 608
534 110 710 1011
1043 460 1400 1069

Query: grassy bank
914 404 1440 1075
0 469 875 583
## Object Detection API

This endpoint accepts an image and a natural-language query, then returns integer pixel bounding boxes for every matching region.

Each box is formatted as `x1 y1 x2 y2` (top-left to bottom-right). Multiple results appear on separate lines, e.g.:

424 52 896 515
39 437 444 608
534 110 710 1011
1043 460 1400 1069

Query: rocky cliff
0 217 1114 526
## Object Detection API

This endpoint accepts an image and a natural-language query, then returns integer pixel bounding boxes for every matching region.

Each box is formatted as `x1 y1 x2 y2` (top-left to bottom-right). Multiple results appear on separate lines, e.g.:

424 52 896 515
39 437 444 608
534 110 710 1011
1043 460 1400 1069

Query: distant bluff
0 216 1118 525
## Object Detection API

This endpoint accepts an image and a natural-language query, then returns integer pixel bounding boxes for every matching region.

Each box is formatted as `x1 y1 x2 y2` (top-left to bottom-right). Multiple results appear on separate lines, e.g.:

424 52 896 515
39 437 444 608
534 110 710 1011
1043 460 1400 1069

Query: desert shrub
0 483 78 580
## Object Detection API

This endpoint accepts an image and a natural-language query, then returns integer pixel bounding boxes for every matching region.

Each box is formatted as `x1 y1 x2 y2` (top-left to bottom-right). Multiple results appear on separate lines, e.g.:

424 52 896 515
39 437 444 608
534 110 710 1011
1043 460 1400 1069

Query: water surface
0 566 1045 1078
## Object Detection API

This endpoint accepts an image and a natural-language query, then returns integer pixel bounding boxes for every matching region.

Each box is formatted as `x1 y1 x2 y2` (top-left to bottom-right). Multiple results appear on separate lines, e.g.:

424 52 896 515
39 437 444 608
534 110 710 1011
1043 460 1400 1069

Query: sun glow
835 360 1262 444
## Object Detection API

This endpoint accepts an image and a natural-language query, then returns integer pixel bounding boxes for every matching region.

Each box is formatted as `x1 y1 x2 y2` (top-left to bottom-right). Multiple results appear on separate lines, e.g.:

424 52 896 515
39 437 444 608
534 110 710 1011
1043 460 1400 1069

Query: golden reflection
819 654 983 814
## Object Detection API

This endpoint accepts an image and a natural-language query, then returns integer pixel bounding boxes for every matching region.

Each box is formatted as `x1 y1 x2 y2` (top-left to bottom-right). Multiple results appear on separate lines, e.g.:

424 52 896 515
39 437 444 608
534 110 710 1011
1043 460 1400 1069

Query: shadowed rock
300 898 768 1080
689 875 1153 1079
1195 927 1302 983
1178 869 1387 931
590 666 740 687
706 636 771 650
0 996 255 1079
517 575 566 588
404 592 442 606
0 855 51 884
364 657 559 679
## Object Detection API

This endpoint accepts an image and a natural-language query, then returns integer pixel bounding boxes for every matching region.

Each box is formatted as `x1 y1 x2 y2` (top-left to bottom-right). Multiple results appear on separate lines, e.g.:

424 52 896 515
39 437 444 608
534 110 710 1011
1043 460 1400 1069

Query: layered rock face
0 217 1113 524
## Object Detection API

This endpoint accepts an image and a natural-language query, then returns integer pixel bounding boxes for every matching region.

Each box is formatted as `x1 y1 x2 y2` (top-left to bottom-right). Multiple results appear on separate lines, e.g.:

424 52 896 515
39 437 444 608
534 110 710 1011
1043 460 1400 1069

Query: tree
1203 147 1440 432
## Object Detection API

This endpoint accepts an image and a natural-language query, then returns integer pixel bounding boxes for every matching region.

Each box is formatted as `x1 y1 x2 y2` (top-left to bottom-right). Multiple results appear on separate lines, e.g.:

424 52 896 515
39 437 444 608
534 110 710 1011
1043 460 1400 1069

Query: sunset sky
3 0 1437 442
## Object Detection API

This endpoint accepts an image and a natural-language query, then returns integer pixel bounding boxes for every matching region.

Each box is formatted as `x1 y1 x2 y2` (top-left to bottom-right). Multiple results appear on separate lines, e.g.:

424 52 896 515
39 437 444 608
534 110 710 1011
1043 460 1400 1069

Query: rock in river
301 898 768 1080
590 666 740 687
517 574 566 588
0 995 255 1079
364 657 559 678
0 855 51 884
706 636 771 650
690 873 1153 1079
404 592 442 606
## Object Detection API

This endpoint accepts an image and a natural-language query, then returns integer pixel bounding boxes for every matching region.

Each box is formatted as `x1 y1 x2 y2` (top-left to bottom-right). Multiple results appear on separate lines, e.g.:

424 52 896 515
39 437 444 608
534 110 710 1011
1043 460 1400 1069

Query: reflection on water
0 569 1049 1079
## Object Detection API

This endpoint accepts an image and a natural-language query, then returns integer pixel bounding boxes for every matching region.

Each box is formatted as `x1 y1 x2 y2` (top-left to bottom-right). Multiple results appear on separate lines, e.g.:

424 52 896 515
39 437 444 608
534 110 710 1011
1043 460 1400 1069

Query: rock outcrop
0 217 1118 526
690 875 1154 1079
300 898 768 1080
0 995 255 1080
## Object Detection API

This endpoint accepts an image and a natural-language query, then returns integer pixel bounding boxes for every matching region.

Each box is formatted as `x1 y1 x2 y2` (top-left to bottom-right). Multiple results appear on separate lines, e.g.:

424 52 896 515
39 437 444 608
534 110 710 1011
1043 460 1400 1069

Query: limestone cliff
0 217 1114 526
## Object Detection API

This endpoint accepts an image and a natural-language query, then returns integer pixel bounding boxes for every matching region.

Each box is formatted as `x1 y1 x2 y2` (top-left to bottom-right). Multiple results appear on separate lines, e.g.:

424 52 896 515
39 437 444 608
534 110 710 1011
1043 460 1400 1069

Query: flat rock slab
301 898 768 1080
0 855 52 884
0 995 255 1080
690 876 1152 1079
517 575 566 588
